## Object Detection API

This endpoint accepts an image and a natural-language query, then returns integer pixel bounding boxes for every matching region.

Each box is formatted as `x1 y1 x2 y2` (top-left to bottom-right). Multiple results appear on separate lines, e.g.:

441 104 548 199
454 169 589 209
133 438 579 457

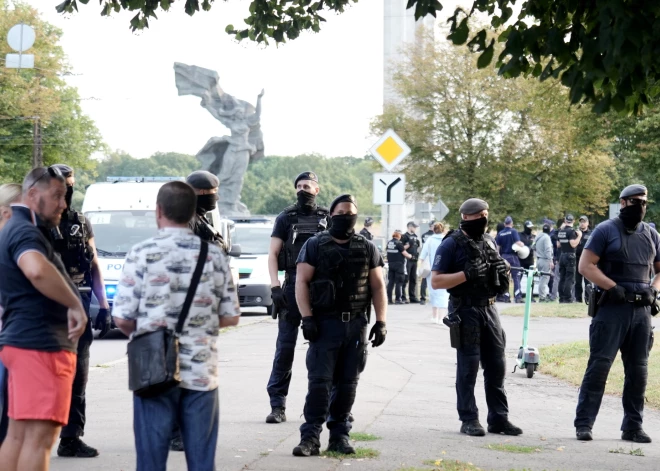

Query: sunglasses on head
627 197 648 206
28 166 63 190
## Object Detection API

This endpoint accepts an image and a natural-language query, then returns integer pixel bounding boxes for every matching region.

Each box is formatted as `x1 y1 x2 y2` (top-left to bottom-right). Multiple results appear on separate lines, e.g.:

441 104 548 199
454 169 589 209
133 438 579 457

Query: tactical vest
311 232 371 315
386 238 404 267
446 230 500 298
597 219 655 284
558 227 577 254
52 210 93 286
278 204 329 271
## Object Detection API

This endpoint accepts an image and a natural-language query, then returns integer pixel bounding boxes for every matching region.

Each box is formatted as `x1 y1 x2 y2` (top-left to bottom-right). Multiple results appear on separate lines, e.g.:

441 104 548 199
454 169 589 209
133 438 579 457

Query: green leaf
477 42 494 69
448 18 469 45
225 24 235 33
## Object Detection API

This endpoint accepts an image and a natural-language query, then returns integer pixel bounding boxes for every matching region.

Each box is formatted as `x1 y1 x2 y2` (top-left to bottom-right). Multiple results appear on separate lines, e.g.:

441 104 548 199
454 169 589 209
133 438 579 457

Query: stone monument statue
174 62 264 216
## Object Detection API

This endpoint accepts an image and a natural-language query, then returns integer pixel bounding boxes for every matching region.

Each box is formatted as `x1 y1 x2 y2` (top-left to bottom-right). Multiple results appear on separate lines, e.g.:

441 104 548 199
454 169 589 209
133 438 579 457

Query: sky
26 1 388 159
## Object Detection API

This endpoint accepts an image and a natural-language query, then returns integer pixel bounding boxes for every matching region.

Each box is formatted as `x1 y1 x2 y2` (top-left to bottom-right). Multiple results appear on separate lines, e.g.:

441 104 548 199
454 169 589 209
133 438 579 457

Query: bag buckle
341 312 351 322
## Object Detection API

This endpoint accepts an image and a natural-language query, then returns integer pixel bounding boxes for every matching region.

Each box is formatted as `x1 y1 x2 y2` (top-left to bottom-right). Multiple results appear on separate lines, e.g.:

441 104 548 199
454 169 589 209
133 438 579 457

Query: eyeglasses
28 166 63 190
627 197 648 206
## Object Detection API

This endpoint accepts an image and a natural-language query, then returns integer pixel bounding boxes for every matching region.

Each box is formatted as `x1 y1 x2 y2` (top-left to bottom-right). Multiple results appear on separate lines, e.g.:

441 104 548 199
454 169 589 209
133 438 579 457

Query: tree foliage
372 31 615 225
60 0 660 114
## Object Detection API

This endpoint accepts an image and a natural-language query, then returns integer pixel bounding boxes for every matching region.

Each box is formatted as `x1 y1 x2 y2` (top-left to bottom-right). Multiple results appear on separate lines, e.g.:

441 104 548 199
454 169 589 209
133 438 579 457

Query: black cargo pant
300 315 368 446
61 292 93 439
404 259 418 301
387 266 405 302
454 302 509 425
575 302 653 431
558 253 576 302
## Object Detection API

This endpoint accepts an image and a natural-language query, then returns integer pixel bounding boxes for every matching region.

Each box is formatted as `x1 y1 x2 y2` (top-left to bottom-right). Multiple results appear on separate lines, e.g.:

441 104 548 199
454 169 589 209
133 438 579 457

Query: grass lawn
349 432 381 441
321 447 380 459
540 340 660 408
485 443 540 454
503 302 588 318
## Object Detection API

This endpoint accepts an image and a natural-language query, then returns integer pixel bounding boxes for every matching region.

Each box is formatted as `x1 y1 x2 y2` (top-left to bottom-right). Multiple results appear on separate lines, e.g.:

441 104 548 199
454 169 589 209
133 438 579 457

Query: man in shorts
0 167 87 471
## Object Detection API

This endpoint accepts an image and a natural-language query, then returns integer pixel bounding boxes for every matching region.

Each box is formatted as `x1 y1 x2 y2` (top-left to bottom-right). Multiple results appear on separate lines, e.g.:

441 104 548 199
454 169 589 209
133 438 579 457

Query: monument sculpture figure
174 62 264 216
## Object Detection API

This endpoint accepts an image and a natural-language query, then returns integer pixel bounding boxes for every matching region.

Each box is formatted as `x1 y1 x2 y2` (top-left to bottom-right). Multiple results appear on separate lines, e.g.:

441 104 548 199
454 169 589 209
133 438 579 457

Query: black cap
565 214 575 222
429 220 436 227
524 220 534 228
364 217 374 226
53 164 73 178
459 198 489 215
186 170 219 190
579 215 589 222
407 221 419 228
543 224 551 233
620 184 648 199
294 171 319 188
329 194 357 213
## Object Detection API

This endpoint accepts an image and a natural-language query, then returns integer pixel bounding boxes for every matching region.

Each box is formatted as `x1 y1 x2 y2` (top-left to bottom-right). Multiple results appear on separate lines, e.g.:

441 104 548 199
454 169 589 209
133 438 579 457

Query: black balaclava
329 214 358 240
460 217 488 240
524 226 532 235
197 193 218 214
297 190 316 210
65 185 74 209
619 203 646 230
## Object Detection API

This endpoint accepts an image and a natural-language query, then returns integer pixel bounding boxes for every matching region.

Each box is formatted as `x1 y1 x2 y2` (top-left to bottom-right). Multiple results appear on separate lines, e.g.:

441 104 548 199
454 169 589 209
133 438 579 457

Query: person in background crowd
359 217 374 241
495 216 525 303
519 221 535 271
574 216 592 303
549 219 562 301
0 183 22 445
112 181 240 471
401 222 421 303
535 224 555 302
386 230 412 304
0 167 87 471
557 214 582 303
419 222 448 323
419 221 435 306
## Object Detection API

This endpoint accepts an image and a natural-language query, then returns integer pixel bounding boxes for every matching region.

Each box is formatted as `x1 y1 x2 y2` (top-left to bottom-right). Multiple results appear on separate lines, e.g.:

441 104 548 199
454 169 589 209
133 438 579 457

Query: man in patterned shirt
113 181 240 471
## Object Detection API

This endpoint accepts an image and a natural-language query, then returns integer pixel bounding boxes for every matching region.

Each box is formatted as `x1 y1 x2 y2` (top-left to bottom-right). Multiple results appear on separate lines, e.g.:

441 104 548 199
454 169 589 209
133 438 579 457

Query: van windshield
234 226 272 255
85 210 158 256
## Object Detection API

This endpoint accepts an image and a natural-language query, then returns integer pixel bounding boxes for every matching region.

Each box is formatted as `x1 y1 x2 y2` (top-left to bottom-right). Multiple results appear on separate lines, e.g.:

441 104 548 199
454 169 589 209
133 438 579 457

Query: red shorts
0 346 76 425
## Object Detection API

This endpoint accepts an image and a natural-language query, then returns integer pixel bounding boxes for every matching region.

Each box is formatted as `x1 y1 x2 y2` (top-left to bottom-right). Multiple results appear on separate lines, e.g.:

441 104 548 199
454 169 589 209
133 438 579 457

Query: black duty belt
450 296 496 307
317 310 367 322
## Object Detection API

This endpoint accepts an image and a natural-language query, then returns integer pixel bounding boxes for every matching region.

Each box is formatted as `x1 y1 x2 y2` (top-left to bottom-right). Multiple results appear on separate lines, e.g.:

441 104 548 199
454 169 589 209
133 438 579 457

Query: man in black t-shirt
292 194 387 457
359 217 374 241
400 221 421 303
557 214 582 303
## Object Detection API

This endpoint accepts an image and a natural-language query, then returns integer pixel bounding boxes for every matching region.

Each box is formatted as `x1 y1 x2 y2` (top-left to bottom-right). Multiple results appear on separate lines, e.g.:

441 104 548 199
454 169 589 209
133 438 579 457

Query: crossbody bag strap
175 240 209 334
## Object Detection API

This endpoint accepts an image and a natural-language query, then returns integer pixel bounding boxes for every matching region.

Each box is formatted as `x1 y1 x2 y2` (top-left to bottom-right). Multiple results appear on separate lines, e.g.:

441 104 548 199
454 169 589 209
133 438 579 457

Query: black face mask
65 185 73 209
619 203 646 230
297 190 316 209
197 194 218 214
329 214 358 240
460 217 488 240
524 227 532 235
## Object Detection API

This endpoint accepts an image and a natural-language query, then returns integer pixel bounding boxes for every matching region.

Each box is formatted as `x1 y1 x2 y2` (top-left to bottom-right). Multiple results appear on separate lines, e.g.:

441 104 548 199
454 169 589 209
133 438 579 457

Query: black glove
606 285 627 304
95 308 109 331
641 286 659 306
464 260 488 281
301 316 319 342
492 259 509 275
369 321 387 347
271 286 288 309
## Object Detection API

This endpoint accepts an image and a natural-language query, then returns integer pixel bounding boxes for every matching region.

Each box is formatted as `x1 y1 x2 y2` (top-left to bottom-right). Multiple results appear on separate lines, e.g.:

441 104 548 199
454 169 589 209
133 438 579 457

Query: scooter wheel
526 363 535 378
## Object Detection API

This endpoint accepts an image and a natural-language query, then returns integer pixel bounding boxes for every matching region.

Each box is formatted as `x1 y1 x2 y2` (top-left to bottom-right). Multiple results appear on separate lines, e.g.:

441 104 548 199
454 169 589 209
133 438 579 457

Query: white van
82 176 238 337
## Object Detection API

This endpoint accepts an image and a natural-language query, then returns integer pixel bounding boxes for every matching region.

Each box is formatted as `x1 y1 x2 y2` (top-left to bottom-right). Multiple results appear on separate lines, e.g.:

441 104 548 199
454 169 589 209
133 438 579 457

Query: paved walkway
51 304 660 471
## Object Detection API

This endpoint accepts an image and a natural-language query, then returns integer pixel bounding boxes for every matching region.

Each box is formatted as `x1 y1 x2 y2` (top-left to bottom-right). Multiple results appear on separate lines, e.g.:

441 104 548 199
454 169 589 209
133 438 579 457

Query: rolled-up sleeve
113 247 143 320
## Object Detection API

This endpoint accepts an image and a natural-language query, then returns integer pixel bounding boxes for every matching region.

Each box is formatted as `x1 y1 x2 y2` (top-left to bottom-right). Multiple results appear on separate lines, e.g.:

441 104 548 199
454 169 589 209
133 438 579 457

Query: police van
82 177 238 338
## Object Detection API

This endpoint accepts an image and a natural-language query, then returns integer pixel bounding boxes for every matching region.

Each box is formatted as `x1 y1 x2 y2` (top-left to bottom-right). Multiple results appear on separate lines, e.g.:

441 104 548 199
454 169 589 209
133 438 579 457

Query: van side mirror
228 244 241 258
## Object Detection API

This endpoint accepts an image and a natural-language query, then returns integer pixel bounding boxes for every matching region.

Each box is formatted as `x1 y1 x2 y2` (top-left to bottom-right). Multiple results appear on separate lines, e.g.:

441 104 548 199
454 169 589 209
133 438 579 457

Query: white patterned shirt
113 227 240 391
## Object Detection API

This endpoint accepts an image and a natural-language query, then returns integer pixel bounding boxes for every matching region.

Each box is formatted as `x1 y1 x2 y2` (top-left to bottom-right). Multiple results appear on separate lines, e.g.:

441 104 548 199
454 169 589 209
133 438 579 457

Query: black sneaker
57 438 99 458
576 426 593 441
348 413 355 423
169 436 184 452
488 420 523 436
292 440 320 457
327 437 356 454
266 407 286 424
460 420 486 436
514 297 524 304
410 298 420 303
622 429 652 443
420 300 426 306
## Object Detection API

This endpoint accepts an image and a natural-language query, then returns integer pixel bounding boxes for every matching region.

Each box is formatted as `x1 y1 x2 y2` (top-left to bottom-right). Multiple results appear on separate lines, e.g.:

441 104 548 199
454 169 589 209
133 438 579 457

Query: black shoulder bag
127 241 209 398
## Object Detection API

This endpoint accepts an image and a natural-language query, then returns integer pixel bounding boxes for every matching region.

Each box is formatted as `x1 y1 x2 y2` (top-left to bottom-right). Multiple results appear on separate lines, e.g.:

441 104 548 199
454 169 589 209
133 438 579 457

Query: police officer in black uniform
52 165 109 458
432 198 522 437
386 230 412 304
359 217 374 241
574 215 592 303
401 221 421 303
292 194 387 457
265 171 330 424
575 184 660 443
519 221 535 271
420 221 435 305
186 170 227 252
557 215 582 303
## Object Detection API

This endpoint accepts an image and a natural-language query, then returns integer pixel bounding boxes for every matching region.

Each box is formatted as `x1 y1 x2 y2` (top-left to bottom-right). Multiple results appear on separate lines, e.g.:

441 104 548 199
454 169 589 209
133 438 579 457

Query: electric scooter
509 266 552 378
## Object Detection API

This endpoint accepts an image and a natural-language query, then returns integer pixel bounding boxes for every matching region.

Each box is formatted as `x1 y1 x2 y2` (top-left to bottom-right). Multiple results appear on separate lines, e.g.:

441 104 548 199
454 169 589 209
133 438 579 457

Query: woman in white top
419 222 449 323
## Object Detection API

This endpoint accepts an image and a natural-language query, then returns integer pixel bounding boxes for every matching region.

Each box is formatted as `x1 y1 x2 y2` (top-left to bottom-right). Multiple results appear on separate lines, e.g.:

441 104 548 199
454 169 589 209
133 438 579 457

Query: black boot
266 406 286 424
292 440 320 457
576 426 593 441
327 437 355 454
460 420 486 437
622 429 652 443
488 420 523 436
57 438 99 458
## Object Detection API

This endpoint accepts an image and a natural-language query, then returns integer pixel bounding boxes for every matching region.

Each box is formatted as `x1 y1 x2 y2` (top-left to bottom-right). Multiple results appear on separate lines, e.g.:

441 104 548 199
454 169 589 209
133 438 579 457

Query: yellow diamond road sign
369 129 411 171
